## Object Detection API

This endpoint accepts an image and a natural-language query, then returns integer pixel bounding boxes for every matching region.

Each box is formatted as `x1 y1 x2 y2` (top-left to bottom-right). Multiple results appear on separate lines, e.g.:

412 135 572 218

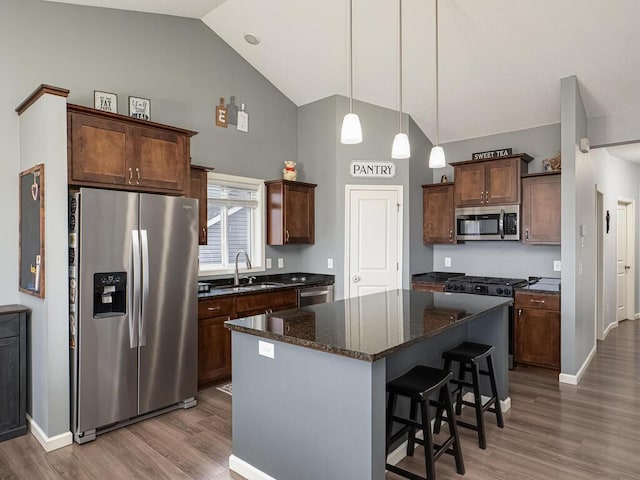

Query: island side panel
231 331 387 480
466 305 510 400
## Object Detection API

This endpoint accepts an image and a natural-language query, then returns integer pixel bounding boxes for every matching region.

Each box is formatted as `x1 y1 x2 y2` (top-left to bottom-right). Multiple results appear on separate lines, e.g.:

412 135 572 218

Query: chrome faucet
234 250 252 285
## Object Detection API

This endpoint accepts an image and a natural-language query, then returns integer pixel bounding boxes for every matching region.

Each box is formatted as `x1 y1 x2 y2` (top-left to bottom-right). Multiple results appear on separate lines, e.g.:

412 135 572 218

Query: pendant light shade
392 133 410 159
429 0 445 168
341 0 363 145
429 145 445 168
392 0 410 159
341 113 363 144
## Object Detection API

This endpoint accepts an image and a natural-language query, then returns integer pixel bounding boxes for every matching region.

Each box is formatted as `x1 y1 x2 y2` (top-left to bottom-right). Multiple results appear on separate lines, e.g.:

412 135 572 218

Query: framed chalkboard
19 164 45 298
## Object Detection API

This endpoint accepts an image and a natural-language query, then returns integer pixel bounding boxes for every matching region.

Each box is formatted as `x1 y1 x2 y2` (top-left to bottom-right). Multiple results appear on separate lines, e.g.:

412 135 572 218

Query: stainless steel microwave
455 205 520 241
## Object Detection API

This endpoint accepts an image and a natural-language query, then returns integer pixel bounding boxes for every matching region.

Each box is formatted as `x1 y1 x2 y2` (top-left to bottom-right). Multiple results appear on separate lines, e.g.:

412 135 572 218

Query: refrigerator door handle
130 230 141 349
140 229 150 347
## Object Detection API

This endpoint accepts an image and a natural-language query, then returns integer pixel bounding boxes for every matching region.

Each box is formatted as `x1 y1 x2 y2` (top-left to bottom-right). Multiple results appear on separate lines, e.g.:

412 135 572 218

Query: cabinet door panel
136 127 186 192
189 168 208 245
522 174 561 244
485 158 519 204
454 164 485 207
515 308 560 369
69 113 133 186
284 184 315 243
0 337 20 432
423 184 454 244
198 315 233 386
235 290 298 314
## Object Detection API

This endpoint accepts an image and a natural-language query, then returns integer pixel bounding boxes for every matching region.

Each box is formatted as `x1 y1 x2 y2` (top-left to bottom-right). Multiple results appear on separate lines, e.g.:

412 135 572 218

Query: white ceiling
45 0 640 144
607 143 640 165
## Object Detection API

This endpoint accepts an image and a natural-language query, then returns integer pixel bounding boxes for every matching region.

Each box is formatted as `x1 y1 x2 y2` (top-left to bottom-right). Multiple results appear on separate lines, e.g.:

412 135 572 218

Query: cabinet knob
485 191 489 201
530 299 545 304
128 168 133 184
449 230 453 241
480 192 484 202
136 167 141 185
285 230 290 242
207 306 221 311
525 229 529 240
518 309 522 317
202 227 206 238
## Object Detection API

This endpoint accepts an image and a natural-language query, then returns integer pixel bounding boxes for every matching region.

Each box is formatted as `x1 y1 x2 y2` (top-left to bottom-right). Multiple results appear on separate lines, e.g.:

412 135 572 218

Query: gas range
444 275 528 297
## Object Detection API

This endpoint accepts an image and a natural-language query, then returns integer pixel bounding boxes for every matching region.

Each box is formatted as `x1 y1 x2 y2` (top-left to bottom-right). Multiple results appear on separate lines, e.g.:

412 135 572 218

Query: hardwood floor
388 319 640 480
1 320 639 479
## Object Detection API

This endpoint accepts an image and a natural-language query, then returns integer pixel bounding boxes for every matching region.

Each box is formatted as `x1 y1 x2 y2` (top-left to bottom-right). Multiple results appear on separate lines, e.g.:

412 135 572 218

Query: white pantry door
616 201 634 321
345 185 403 299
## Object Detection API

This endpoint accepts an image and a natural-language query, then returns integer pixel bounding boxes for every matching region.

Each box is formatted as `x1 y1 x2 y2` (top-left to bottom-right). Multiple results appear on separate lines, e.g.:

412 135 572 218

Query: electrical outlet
277 258 284 269
259 340 274 359
266 258 272 269
444 257 452 268
327 258 333 269
553 260 561 272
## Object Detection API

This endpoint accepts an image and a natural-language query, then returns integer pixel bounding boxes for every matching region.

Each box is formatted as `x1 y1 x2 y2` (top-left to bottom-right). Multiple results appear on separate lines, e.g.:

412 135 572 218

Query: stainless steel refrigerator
69 188 198 444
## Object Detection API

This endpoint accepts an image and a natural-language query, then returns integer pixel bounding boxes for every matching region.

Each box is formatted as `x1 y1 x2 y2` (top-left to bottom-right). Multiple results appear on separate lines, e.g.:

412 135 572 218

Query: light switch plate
277 258 284 268
259 340 274 359
328 258 333 269
553 260 561 272
444 257 452 268
266 258 272 269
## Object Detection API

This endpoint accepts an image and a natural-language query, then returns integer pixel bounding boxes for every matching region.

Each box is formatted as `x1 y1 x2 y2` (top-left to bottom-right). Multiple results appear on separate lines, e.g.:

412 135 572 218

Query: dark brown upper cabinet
189 166 211 245
67 104 197 195
422 183 456 244
452 154 532 208
521 172 561 245
265 180 317 245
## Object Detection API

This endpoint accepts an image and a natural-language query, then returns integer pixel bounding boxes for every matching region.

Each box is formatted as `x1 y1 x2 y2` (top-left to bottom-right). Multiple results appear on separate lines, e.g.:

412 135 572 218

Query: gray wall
429 124 562 278
589 109 640 147
591 148 640 325
297 95 433 299
560 75 595 376
0 0 302 303
0 0 301 438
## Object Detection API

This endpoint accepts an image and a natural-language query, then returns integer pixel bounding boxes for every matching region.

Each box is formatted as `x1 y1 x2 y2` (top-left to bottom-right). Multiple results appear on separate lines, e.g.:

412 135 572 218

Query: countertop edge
225 297 513 362
198 279 334 300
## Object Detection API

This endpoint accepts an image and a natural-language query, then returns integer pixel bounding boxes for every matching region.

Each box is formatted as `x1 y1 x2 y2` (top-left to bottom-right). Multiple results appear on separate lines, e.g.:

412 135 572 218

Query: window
199 173 265 276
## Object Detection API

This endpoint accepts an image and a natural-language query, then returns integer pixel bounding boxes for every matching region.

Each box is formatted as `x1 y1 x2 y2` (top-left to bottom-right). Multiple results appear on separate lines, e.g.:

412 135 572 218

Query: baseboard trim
229 455 277 480
26 414 72 452
385 394 511 467
603 320 619 339
558 344 597 386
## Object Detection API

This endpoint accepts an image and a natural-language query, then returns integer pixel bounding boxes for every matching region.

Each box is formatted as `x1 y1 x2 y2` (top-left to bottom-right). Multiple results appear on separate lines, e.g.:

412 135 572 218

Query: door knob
625 265 631 271
352 275 361 282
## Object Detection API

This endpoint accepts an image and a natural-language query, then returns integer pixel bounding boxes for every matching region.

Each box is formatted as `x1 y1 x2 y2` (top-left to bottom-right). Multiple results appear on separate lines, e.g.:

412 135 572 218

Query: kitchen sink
209 282 286 293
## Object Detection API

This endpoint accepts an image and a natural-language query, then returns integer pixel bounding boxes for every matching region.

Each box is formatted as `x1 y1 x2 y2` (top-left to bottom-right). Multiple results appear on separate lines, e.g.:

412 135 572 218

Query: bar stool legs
434 342 504 450
385 366 465 480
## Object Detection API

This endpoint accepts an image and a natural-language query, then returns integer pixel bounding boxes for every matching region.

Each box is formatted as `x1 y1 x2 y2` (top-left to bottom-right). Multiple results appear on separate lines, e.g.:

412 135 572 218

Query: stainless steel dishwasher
297 285 334 306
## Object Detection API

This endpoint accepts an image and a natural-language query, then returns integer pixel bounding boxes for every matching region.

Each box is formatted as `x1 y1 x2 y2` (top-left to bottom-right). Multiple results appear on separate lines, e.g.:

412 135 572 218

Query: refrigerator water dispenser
93 272 126 318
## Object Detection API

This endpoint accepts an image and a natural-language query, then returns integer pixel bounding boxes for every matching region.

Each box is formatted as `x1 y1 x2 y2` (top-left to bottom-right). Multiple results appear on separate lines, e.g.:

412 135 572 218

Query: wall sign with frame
94 90 118 113
129 96 150 120
19 164 45 298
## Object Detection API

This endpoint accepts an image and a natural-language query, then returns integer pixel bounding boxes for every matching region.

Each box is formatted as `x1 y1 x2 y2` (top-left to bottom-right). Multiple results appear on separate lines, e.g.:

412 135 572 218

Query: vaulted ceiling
44 0 640 144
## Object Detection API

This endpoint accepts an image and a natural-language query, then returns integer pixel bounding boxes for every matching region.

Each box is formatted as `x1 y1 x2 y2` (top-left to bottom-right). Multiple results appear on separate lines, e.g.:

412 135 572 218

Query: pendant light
341 0 363 144
392 0 410 159
429 0 446 168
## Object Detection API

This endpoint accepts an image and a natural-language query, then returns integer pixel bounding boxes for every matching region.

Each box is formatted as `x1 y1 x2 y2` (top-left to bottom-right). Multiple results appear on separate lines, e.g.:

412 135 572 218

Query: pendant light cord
348 0 354 113
435 0 440 145
398 0 403 132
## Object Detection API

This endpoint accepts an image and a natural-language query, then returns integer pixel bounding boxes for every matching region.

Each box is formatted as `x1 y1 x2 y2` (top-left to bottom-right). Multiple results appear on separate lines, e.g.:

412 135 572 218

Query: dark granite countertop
519 277 561 294
198 272 334 299
412 271 465 285
225 289 511 362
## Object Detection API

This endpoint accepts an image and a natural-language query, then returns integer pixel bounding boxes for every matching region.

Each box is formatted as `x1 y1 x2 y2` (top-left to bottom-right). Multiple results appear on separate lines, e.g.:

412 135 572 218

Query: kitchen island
226 289 511 480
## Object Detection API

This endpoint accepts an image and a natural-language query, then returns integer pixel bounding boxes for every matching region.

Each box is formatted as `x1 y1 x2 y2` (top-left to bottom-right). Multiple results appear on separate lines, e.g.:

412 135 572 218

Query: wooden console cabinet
515 290 560 370
67 104 197 195
0 305 28 443
422 183 455 244
265 180 316 245
452 154 532 207
198 289 298 387
522 173 561 245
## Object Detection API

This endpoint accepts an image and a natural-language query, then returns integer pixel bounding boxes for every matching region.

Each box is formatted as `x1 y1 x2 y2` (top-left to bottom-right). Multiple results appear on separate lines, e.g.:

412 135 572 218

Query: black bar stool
434 342 504 450
385 366 465 480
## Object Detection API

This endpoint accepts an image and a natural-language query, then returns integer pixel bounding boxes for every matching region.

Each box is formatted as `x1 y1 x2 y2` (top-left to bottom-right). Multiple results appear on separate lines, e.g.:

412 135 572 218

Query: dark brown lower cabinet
412 282 445 293
197 289 298 388
515 291 560 370
0 306 28 443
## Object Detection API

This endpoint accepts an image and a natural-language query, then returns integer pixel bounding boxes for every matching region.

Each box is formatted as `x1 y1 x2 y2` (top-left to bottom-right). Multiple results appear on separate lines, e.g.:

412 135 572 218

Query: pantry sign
350 161 396 178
